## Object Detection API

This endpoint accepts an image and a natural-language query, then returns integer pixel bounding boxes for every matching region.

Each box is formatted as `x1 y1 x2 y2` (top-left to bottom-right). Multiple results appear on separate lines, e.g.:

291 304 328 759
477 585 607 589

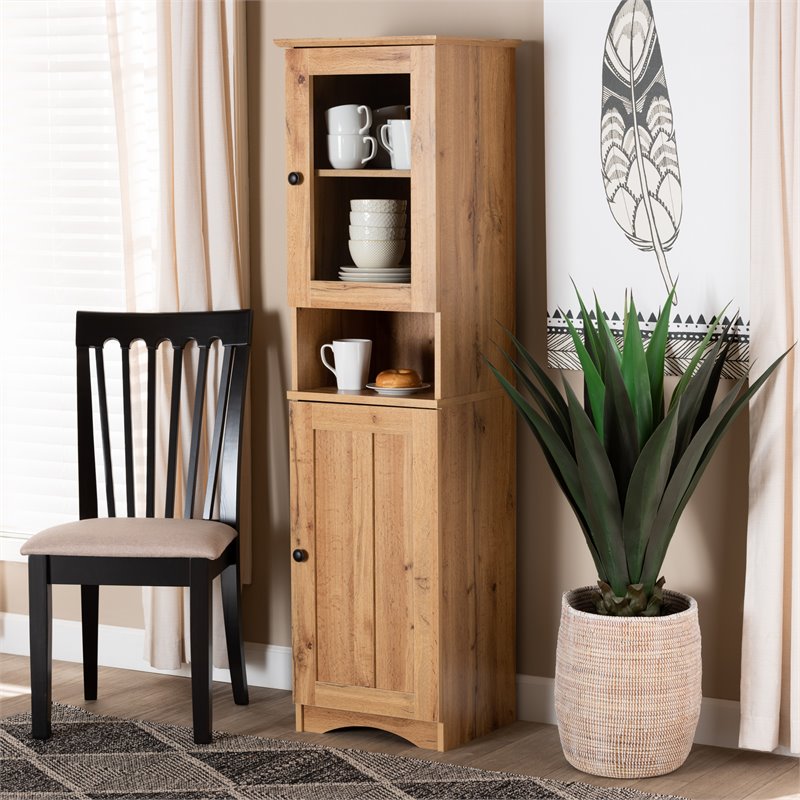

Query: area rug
0 704 688 799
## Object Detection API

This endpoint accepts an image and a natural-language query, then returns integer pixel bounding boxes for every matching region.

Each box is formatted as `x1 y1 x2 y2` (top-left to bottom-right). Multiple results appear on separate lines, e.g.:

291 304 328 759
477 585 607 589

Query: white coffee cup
325 104 372 135
320 339 372 391
327 134 378 169
379 120 411 170
372 105 410 167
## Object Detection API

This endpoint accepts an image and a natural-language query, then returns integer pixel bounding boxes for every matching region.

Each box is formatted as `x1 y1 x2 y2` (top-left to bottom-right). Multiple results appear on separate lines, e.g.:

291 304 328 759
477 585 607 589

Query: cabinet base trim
297 704 445 751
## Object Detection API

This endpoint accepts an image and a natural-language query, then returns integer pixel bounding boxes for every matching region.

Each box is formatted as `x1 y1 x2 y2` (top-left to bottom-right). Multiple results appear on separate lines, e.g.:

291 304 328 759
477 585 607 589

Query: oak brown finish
281 37 517 751
1 656 795 800
275 36 522 49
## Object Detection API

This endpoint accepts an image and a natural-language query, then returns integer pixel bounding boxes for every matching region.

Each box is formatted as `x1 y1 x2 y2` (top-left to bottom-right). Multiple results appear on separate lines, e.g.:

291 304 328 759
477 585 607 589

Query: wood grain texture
436 44 516 397
289 402 439 735
306 46 412 76
285 48 312 308
288 401 316 706
409 44 437 313
275 36 522 50
315 169 410 179
374 432 414 694
1 656 795 799
437 395 516 748
300 704 443 750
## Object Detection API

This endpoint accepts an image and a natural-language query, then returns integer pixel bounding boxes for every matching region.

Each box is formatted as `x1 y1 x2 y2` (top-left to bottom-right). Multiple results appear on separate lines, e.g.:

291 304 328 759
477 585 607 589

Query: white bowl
349 224 406 241
350 211 407 227
348 239 406 269
351 198 407 213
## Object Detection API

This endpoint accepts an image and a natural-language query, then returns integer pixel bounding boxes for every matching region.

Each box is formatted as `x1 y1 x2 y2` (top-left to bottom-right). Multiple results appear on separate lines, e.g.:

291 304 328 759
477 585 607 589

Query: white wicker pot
554 586 702 779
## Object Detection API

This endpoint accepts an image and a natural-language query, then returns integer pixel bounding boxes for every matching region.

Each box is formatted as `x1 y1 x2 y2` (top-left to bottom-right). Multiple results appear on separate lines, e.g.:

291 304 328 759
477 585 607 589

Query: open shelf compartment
292 308 435 401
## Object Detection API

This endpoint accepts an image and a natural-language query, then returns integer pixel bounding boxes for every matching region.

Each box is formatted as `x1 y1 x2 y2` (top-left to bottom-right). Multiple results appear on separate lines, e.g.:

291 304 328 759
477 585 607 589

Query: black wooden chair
21 310 252 744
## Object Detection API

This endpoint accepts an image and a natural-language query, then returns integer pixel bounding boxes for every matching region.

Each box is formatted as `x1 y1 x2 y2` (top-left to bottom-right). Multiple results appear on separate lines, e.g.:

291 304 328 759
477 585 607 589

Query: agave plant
489 287 787 616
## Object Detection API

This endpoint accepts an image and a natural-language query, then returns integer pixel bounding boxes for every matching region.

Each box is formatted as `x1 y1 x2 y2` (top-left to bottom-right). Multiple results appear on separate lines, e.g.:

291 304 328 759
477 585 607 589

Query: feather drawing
601 0 681 300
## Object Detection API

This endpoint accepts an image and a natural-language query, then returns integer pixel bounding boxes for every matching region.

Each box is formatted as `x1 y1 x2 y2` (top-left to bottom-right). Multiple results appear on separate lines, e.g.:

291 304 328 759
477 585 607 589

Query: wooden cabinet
279 35 519 751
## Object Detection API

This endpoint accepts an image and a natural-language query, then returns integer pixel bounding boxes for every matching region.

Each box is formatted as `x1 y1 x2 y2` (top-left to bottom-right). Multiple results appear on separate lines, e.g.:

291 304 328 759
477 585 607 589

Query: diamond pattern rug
0 704 688 799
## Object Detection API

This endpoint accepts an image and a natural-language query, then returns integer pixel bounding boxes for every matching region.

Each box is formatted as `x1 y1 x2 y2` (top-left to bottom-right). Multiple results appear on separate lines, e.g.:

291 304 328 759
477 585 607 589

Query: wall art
544 0 749 377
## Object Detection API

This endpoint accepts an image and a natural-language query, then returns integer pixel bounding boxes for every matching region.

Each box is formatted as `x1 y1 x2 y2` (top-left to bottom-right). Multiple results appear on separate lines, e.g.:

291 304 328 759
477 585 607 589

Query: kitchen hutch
279 35 519 751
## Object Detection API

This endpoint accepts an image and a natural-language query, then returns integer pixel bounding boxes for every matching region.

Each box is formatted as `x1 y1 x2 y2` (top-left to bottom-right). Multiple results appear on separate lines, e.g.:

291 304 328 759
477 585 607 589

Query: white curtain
740 0 799 754
106 0 250 670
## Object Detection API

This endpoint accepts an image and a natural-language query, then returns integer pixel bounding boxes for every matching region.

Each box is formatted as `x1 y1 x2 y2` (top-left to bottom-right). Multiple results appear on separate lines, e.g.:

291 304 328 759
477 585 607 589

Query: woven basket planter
554 586 702 779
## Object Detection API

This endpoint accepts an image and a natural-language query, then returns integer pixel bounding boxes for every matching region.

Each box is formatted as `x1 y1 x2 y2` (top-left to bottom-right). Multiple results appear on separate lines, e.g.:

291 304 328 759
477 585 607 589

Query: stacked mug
325 105 377 169
341 199 409 283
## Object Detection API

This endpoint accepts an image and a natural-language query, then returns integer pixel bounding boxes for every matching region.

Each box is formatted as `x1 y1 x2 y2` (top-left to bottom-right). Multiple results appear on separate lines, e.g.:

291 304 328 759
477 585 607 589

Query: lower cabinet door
289 401 438 722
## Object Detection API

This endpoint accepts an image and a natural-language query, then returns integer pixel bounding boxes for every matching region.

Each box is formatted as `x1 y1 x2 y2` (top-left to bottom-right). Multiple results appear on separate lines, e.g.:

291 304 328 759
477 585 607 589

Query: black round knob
288 172 302 185
292 548 308 563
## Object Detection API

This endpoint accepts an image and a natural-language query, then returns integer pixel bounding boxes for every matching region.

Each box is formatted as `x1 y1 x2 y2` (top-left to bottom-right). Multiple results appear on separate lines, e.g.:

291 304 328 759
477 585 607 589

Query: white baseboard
3 612 794 755
515 673 743 750
0 611 292 691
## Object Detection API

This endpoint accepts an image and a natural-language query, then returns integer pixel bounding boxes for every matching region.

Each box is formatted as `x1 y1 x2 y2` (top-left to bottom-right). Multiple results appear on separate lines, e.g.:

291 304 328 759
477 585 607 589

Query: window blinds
0 1 126 536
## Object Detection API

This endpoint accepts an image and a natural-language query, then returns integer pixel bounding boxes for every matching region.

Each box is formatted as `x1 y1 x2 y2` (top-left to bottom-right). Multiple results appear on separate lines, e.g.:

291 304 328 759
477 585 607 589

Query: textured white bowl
349 211 407 227
351 198 407 213
348 238 406 269
349 224 406 241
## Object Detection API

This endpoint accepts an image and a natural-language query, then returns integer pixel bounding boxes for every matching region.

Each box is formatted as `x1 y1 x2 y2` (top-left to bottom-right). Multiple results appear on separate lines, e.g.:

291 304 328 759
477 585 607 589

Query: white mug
325 104 372 135
327 134 378 169
379 120 411 170
320 339 372 391
372 105 410 167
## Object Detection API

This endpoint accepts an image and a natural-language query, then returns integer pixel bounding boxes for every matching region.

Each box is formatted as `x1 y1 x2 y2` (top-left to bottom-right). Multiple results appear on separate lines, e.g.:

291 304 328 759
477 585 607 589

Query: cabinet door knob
287 172 302 185
292 548 308 563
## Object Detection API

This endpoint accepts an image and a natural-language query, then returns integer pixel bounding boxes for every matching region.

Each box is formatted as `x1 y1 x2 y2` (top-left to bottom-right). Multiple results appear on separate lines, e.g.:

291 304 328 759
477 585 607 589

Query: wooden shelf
288 387 508 410
306 280 412 311
316 169 410 179
288 386 438 408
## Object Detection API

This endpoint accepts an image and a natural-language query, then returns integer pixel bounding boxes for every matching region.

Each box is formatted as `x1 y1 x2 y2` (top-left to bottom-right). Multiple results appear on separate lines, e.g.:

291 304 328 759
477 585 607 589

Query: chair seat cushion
20 517 237 560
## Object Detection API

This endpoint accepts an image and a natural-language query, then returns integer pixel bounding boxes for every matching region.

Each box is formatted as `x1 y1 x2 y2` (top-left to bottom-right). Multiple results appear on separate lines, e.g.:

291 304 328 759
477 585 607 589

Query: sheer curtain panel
740 0 799 755
106 0 250 670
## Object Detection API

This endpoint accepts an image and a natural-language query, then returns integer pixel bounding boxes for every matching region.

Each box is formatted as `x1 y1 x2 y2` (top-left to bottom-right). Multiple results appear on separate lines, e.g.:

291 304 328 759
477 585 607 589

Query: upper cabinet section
279 37 519 317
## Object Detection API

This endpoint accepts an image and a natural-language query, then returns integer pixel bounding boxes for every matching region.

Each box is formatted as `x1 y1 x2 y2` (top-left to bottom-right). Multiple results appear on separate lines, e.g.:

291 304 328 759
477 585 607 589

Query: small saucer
366 382 431 396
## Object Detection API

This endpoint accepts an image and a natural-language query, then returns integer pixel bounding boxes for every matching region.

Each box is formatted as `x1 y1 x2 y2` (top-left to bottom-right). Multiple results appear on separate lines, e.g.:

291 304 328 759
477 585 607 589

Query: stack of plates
343 199 409 282
338 265 410 283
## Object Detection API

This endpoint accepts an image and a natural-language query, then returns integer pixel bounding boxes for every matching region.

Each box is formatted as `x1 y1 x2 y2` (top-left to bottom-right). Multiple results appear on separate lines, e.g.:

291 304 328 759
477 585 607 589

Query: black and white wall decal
545 0 749 377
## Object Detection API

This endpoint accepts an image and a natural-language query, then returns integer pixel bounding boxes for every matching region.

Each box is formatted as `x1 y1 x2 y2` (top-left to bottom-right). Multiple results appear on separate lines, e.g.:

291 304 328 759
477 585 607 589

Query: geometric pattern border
0 703 690 799
547 311 750 380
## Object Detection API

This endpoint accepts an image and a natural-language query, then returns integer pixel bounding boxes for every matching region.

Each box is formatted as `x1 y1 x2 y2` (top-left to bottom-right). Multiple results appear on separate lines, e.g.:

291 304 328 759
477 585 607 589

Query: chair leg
81 585 99 701
190 559 212 744
221 562 249 705
28 555 52 739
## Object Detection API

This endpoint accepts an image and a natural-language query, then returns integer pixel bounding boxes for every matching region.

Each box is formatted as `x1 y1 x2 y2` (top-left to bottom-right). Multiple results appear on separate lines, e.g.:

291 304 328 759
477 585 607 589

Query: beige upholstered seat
21 517 236 560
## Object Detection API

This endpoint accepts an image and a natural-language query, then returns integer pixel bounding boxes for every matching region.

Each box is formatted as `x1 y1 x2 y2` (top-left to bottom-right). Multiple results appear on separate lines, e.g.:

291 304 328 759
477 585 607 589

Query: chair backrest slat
164 345 184 518
76 346 98 520
74 310 252 531
202 344 233 520
120 346 135 517
218 345 250 526
93 346 116 517
145 344 157 518
184 344 209 520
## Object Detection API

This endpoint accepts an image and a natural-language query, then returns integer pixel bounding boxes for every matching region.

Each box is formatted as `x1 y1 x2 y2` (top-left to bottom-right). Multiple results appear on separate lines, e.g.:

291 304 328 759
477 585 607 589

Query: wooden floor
0 654 796 799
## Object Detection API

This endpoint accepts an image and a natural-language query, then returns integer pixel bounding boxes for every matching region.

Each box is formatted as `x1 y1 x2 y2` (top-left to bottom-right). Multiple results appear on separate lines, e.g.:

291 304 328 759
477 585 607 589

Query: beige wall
0 0 750 703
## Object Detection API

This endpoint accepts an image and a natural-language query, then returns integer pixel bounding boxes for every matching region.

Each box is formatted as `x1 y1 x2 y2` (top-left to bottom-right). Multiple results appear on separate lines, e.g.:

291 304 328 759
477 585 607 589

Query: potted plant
488 287 787 779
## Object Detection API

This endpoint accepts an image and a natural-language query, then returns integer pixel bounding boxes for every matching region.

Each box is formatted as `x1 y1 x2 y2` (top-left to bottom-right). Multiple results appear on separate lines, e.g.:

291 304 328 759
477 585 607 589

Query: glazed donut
375 368 421 388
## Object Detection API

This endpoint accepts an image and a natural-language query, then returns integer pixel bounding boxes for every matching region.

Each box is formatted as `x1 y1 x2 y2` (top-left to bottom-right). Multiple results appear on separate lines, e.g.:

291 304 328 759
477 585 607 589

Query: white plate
339 274 410 283
338 272 411 279
366 382 431 396
340 265 410 274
